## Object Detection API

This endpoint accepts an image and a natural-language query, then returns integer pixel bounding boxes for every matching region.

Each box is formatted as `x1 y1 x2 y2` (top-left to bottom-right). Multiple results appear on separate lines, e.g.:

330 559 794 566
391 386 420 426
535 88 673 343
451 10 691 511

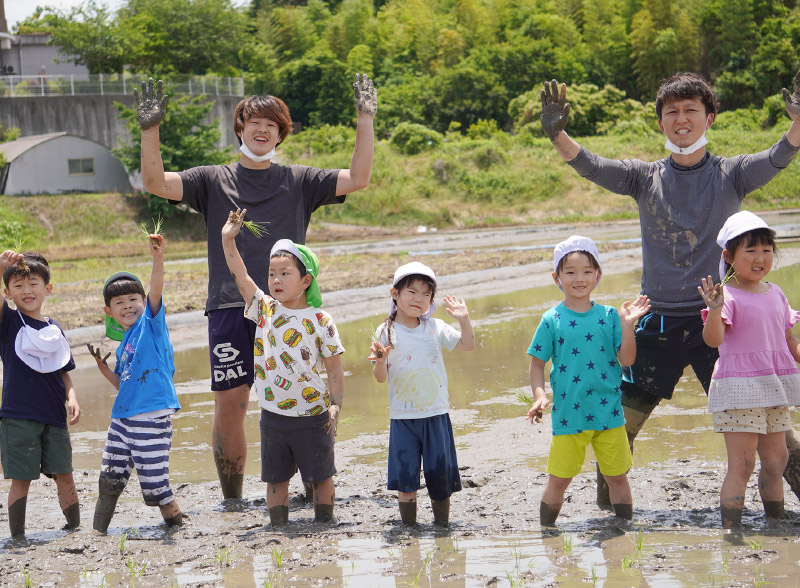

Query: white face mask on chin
665 131 709 156
239 142 276 163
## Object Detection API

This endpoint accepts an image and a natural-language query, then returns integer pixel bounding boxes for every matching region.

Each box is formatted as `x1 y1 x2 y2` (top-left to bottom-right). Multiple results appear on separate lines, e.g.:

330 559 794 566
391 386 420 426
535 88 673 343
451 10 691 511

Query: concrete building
1 33 89 77
0 132 131 195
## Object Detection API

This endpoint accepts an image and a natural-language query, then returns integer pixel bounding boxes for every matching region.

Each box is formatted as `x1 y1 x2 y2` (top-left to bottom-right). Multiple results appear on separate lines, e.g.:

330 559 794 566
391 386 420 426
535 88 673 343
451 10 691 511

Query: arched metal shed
0 132 131 195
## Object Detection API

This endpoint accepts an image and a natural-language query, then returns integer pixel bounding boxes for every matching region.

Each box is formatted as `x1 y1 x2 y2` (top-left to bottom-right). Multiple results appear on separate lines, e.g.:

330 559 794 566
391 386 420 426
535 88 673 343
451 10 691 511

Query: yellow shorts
547 426 632 479
712 406 792 434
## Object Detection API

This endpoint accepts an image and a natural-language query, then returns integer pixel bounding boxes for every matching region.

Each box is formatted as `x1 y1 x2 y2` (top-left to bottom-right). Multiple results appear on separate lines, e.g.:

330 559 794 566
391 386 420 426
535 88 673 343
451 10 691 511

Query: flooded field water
6 261 800 586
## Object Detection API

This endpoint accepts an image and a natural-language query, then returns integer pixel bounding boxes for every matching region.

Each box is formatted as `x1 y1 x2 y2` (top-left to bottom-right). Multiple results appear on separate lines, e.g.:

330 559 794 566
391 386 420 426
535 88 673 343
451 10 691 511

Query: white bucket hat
716 211 773 281
14 310 71 373
391 261 438 319
553 236 602 290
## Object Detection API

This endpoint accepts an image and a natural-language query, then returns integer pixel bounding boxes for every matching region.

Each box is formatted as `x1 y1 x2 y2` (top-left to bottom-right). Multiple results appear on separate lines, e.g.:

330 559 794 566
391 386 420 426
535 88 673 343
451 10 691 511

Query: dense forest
14 0 800 136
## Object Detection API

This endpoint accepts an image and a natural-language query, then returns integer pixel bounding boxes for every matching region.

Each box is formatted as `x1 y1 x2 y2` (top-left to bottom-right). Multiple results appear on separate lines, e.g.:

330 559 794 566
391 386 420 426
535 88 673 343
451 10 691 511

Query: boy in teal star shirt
526 236 650 525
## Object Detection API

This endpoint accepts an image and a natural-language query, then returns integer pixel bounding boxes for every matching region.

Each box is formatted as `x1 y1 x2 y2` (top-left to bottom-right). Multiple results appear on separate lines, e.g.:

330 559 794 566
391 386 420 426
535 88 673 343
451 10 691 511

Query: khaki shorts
0 417 73 480
547 426 632 479
712 406 792 434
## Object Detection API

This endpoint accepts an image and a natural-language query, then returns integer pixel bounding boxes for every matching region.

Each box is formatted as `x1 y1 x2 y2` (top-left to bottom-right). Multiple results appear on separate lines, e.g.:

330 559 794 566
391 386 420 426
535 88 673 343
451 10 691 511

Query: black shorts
259 409 335 484
208 307 256 392
620 312 718 410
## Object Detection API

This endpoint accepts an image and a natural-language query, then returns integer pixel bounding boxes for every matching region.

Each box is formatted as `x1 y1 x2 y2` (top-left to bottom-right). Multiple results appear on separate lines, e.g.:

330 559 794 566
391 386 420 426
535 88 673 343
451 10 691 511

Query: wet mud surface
2 412 799 586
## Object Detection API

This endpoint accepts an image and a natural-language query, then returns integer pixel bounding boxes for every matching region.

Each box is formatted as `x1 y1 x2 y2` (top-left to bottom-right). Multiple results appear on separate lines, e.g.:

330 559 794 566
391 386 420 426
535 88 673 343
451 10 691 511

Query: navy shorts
208 307 256 392
621 312 718 411
387 414 462 501
259 409 335 484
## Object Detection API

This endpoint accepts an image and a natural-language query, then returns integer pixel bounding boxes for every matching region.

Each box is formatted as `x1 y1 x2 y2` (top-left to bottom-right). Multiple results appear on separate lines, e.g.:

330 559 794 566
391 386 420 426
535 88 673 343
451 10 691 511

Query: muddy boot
612 503 633 520
62 502 80 530
595 463 612 511
315 504 335 523
268 505 289 527
93 477 124 534
783 429 800 502
8 496 27 537
215 465 244 501
431 498 450 527
721 506 742 529
763 500 784 520
539 501 562 526
164 513 183 527
398 499 417 526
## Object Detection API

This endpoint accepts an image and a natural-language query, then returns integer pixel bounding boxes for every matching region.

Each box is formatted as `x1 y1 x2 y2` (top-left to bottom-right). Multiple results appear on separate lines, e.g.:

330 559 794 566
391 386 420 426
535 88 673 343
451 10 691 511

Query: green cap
270 239 322 307
102 271 142 341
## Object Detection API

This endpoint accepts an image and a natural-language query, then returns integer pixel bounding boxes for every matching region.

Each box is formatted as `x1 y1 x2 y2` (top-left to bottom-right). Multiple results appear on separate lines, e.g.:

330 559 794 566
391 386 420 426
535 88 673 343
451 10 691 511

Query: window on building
68 158 95 176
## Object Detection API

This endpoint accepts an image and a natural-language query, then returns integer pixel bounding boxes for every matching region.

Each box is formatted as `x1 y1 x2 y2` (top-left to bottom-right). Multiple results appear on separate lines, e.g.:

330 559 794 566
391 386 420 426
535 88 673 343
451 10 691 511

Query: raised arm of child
698 276 726 348
220 208 258 303
87 343 120 389
62 371 81 425
148 234 164 317
526 356 549 424
444 295 475 351
323 354 344 438
0 250 24 322
617 294 651 367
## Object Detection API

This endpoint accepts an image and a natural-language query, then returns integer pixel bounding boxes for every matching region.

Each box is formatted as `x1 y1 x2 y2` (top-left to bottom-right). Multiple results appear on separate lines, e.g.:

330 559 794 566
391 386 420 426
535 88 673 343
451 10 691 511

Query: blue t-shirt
0 300 76 427
112 301 180 418
527 302 624 435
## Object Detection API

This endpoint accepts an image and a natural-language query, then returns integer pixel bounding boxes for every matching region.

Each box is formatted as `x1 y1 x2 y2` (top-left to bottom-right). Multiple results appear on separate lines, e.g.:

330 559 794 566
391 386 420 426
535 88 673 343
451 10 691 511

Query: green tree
278 49 352 126
113 94 231 217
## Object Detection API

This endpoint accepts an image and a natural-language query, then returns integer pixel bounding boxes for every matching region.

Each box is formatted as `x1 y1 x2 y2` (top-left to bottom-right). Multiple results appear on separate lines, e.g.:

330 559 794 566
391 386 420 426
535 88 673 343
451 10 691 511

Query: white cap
716 211 773 280
553 235 601 285
391 262 437 319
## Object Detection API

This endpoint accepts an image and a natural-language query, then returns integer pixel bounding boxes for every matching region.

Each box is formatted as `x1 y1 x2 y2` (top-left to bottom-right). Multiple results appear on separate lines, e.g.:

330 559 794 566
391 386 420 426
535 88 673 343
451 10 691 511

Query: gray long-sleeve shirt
567 135 799 316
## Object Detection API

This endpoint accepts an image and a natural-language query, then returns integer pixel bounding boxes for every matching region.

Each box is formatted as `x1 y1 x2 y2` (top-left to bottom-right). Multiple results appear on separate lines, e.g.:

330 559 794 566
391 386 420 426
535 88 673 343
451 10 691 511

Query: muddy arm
62 371 81 425
147 234 164 316
336 74 376 196
136 79 184 200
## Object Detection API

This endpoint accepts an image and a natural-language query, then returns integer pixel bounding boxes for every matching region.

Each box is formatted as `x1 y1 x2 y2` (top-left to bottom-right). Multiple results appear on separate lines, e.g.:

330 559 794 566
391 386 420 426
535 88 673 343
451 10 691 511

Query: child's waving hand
0 250 23 268
444 295 469 320
619 294 651 326
221 208 246 240
698 276 725 310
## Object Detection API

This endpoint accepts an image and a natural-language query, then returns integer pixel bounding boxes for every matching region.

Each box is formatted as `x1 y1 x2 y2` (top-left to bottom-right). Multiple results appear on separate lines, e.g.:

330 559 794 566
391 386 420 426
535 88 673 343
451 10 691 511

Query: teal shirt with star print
527 302 624 435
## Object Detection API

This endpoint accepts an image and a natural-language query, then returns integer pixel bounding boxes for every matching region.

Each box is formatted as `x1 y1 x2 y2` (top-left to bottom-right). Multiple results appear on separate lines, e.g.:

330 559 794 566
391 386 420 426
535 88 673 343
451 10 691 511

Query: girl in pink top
699 211 800 528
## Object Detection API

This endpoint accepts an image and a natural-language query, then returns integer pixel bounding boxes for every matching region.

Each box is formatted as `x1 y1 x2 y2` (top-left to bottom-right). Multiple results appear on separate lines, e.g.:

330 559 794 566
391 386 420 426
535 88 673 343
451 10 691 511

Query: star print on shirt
572 375 581 384
600 372 608 380
534 343 542 352
609 360 617 367
573 403 580 411
568 320 577 329
585 332 594 342
600 397 608 405
560 391 567 399
612 409 620 417
586 414 594 422
571 347 580 356
586 361 595 370
560 419 569 427
585 388 594 395
558 337 565 346
598 318 606 326
559 364 567 373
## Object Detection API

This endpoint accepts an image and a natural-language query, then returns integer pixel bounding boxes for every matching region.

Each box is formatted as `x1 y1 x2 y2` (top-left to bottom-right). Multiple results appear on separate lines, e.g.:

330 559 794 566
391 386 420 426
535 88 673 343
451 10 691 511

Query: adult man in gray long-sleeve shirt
542 71 800 509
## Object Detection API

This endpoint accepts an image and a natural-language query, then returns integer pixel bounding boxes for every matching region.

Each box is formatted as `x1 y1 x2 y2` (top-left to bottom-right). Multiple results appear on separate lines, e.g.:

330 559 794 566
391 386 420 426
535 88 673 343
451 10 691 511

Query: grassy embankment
1 125 798 329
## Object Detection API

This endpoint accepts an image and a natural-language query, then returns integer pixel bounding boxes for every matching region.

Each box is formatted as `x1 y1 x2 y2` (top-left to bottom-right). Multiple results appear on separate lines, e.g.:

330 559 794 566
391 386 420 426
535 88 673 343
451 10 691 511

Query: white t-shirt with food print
244 289 344 416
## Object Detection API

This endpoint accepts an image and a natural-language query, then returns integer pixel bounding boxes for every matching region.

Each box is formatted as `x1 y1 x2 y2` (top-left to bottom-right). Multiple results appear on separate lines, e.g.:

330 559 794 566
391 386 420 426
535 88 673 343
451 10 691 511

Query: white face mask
665 131 709 155
239 142 276 163
14 311 71 373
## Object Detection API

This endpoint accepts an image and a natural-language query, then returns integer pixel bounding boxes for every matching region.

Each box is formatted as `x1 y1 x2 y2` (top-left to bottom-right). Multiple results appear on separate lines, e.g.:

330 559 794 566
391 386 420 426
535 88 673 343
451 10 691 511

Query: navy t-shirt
0 300 76 427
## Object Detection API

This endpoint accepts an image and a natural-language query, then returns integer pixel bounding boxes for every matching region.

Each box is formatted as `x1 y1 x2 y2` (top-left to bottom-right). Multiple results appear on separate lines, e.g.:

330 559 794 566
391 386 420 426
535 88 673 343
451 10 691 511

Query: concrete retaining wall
0 94 242 151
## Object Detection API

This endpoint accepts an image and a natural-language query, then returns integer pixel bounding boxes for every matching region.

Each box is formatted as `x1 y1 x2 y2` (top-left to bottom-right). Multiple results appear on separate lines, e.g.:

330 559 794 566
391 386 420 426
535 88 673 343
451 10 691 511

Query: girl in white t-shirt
369 262 475 527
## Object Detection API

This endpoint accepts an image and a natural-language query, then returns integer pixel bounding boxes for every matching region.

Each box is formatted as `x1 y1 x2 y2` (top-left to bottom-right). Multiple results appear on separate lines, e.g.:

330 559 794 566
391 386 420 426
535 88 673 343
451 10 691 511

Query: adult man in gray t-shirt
541 71 800 509
135 75 377 500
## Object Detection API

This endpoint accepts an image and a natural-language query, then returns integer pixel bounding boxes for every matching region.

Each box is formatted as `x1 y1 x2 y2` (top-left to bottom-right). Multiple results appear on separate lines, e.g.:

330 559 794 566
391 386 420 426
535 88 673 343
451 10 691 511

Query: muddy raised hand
540 79 571 140
353 73 377 117
783 69 800 121
134 78 169 130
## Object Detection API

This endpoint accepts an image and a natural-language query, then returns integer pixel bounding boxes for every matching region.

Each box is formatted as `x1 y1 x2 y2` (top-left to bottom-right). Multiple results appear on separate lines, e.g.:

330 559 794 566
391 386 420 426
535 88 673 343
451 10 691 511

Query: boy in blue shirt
526 236 650 525
0 250 80 538
87 234 182 532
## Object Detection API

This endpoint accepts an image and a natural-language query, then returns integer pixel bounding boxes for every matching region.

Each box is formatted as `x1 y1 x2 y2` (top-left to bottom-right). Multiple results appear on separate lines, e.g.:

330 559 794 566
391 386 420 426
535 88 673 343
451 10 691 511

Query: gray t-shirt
567 135 799 316
179 162 342 312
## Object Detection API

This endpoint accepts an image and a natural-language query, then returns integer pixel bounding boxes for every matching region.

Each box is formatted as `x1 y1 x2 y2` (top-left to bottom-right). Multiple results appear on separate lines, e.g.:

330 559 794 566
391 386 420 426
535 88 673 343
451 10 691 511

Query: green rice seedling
214 545 233 567
747 536 764 551
21 565 32 588
634 527 644 552
514 390 533 406
263 573 280 588
273 546 283 568
721 265 738 287
242 219 270 238
563 533 573 554
338 414 364 427
119 531 128 553
139 216 165 249
424 547 435 567
721 549 729 572
504 569 524 587
406 567 423 587
449 537 461 553
125 558 147 578
753 565 771 587
590 566 598 587
508 539 522 569
621 551 637 569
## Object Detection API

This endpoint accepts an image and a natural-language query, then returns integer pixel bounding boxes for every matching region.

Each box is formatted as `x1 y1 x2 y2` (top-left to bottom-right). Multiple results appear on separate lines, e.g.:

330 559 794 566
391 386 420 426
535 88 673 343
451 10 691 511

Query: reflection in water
56 262 800 586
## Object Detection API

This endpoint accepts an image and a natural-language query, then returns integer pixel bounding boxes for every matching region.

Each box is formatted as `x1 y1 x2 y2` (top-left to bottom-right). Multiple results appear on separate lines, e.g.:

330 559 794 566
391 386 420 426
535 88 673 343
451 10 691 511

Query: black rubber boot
398 500 417 526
